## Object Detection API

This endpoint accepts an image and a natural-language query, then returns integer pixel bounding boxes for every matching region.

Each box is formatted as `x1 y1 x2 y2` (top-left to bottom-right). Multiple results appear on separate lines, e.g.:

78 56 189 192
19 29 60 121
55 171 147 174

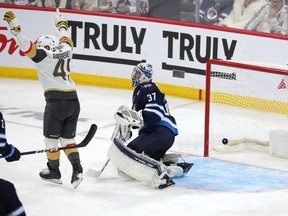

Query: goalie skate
159 174 175 189
152 173 175 189
162 153 194 176
176 162 193 175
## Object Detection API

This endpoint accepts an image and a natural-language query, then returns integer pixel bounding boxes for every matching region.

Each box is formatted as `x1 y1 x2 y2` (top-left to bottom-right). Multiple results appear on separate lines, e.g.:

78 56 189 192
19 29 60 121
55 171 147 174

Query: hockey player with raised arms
3 10 83 189
108 63 193 189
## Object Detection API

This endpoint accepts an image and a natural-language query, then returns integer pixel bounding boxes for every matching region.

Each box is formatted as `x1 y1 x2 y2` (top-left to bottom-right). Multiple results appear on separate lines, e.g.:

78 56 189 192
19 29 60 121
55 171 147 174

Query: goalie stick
86 159 110 178
0 124 97 158
86 105 133 178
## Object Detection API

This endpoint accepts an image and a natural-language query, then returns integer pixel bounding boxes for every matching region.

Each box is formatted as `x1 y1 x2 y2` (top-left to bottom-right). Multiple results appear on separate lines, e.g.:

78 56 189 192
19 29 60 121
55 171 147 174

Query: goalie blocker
107 138 193 189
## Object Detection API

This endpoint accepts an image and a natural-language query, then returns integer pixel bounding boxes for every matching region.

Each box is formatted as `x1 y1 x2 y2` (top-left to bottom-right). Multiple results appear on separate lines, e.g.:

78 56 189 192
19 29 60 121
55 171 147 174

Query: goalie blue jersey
132 82 178 135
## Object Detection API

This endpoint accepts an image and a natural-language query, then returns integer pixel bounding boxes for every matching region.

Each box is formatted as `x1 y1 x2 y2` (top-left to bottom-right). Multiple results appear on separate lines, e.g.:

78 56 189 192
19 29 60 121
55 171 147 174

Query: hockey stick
55 0 60 14
86 159 110 178
86 106 131 178
0 124 97 158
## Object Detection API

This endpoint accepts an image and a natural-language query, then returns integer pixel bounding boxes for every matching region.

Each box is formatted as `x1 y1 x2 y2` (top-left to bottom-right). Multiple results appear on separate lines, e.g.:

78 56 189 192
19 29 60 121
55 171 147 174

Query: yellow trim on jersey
25 43 37 59
60 37 74 48
56 21 68 29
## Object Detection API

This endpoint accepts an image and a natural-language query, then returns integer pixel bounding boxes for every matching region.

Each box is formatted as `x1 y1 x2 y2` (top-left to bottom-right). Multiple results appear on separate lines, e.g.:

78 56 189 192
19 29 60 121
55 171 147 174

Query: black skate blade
177 162 194 175
158 175 175 189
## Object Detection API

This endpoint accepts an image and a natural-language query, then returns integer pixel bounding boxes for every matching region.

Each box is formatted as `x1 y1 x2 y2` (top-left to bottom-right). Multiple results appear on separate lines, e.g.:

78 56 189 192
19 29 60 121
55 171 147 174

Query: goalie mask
36 35 59 51
131 63 153 87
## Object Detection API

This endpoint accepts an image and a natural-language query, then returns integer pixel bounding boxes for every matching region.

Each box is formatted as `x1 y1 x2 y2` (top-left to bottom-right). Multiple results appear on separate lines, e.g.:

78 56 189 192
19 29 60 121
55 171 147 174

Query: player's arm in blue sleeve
0 113 21 162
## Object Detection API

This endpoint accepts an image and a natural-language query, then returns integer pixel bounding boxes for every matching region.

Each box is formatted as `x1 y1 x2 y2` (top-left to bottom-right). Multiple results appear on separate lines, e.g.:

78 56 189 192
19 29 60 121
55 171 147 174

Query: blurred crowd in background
1 0 288 36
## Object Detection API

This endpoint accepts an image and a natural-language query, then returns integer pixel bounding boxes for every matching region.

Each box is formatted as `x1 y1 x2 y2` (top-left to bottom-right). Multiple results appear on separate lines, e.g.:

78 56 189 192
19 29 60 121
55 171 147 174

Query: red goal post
204 59 288 157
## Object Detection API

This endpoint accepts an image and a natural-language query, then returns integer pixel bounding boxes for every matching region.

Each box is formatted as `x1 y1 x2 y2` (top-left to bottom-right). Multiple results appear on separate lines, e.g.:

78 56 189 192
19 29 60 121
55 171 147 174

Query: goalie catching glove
3 11 21 35
114 106 143 127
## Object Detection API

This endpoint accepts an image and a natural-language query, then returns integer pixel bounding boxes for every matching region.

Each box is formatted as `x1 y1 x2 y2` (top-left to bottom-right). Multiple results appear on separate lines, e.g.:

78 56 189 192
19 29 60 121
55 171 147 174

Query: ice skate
71 162 83 189
158 174 175 189
152 171 175 189
39 163 62 185
176 162 194 175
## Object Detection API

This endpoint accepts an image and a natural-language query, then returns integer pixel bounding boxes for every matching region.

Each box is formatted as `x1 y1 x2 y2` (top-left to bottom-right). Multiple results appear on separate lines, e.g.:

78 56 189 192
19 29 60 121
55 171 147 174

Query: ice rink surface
1 78 288 216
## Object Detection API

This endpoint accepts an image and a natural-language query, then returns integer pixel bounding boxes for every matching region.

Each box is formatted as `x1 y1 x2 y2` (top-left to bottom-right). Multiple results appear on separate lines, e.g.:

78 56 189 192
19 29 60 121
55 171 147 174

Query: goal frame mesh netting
204 59 288 157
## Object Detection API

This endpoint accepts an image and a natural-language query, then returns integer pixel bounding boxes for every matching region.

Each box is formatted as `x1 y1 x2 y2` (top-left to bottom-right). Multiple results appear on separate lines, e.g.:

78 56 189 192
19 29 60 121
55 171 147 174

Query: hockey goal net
204 59 288 157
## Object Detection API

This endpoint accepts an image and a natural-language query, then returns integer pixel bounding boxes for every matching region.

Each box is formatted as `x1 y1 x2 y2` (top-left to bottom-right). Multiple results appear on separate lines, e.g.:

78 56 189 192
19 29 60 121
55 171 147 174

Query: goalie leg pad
108 138 173 188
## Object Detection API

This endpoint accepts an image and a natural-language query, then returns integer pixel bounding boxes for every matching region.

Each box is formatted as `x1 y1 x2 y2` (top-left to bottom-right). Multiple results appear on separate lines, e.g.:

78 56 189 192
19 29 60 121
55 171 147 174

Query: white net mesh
205 60 288 155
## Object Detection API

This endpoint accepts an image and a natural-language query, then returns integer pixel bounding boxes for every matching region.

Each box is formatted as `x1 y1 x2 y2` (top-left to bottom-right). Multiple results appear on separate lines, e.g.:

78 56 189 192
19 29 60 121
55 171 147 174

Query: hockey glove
111 122 132 143
2 144 21 162
3 11 21 35
114 108 143 127
55 13 68 31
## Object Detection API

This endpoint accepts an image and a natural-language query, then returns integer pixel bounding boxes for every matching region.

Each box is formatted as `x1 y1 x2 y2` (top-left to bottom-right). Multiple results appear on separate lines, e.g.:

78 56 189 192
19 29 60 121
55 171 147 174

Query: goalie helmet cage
204 59 288 157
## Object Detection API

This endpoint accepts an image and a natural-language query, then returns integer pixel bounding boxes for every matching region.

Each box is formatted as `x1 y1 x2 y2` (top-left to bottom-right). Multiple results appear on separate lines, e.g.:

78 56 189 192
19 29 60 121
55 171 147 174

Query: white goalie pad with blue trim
107 138 167 186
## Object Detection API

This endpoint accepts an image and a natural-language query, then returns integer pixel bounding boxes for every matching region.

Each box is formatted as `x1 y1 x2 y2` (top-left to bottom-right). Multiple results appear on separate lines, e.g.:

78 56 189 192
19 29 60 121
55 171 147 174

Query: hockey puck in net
222 138 228 145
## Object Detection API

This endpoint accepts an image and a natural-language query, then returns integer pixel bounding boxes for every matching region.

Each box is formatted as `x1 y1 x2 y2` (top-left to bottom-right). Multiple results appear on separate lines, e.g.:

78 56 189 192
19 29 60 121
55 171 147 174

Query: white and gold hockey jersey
17 33 77 100
31 40 77 100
